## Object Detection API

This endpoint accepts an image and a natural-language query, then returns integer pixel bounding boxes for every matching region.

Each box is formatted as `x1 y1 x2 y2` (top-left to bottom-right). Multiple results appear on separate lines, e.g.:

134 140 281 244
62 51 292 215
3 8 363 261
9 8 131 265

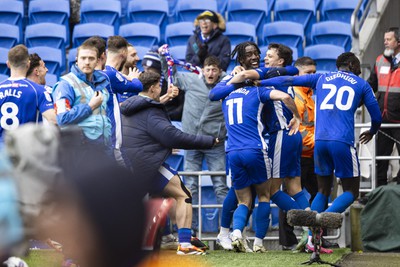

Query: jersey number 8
1 102 20 130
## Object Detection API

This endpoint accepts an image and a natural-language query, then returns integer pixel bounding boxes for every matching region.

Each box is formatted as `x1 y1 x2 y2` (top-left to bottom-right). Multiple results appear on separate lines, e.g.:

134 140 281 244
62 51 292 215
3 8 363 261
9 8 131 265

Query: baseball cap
196 10 219 23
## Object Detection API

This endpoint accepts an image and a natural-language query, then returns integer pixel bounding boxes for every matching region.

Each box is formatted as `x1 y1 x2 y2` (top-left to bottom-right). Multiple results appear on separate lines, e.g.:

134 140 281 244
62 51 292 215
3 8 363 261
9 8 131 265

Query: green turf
23 248 351 267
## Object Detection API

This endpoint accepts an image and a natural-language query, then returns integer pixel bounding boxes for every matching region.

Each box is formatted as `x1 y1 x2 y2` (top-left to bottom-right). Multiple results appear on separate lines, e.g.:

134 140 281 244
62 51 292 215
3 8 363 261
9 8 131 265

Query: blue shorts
228 149 271 190
268 130 302 178
314 140 360 178
149 162 178 195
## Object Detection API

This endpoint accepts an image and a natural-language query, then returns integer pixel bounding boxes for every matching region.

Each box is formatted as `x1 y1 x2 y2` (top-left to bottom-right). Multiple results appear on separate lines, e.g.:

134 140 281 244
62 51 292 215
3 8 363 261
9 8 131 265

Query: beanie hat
196 10 219 24
142 51 161 71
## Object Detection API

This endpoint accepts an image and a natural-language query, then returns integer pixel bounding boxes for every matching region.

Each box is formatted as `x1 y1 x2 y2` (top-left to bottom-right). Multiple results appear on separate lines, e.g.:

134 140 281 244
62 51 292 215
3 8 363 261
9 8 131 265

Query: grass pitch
24 248 350 267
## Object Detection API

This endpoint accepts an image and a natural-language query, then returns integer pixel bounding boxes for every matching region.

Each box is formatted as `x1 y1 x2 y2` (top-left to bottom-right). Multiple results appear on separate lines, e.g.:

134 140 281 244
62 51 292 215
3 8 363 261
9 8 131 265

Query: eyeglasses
199 19 211 23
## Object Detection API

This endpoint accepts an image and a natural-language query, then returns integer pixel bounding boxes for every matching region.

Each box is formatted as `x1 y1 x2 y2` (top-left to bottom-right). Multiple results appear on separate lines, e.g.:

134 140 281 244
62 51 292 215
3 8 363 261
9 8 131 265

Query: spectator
367 27 400 187
160 54 229 233
142 50 184 121
52 43 111 154
0 44 56 140
120 71 218 255
186 10 231 71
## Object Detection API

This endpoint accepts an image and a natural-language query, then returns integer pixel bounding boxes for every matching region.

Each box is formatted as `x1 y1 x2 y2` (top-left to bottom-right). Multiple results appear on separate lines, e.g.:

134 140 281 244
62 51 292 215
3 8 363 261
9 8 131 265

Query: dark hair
138 71 160 92
231 41 260 66
267 43 293 66
82 36 106 58
204 55 221 68
8 44 29 68
295 56 316 68
26 53 42 76
336 52 360 74
107 35 128 53
385 27 400 41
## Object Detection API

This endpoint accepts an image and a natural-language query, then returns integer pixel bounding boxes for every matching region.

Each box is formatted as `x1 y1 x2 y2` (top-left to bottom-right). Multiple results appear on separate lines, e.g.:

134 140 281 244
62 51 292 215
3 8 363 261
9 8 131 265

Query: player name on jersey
0 88 23 99
232 87 250 95
325 72 358 84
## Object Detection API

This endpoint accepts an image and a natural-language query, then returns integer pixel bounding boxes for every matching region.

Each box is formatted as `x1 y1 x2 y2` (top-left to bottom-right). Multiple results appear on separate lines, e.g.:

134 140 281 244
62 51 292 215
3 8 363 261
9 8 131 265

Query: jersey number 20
1 102 20 130
226 98 243 125
320 84 355 111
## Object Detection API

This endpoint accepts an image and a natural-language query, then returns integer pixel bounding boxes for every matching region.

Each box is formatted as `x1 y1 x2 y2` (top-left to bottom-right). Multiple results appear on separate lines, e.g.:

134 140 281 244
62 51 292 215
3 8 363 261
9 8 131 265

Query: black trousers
376 128 400 187
279 157 319 246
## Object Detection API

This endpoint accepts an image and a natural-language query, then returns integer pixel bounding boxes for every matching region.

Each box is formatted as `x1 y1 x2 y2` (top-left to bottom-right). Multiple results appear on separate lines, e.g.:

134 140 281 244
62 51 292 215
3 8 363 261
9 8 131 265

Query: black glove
264 67 288 79
197 43 209 63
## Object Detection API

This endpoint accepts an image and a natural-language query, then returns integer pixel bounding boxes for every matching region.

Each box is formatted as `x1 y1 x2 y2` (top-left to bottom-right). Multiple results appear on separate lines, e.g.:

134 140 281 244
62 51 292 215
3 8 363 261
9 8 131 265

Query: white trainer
253 244 267 253
231 235 247 253
216 234 233 250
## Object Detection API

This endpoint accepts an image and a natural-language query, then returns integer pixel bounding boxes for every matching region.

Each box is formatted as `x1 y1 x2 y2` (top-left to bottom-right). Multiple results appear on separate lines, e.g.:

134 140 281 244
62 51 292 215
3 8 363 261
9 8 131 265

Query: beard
384 48 394 57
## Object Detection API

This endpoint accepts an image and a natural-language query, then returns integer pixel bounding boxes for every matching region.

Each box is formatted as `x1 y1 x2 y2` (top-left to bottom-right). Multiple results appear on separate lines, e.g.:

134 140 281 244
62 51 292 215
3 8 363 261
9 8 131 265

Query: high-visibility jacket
294 86 315 158
375 54 400 122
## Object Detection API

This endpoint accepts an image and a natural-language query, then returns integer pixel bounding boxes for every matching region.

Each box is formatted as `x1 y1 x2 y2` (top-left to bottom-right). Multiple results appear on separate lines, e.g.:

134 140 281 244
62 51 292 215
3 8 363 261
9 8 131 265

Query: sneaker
216 234 233 250
231 235 246 253
3 257 29 267
241 232 253 253
191 236 208 250
161 234 179 250
321 237 339 248
177 245 206 255
282 244 296 251
305 244 333 254
253 244 267 253
295 230 309 252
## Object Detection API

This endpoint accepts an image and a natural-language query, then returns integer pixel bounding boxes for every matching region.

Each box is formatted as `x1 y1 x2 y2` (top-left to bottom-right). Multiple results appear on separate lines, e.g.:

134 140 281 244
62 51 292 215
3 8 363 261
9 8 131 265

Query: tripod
301 227 340 267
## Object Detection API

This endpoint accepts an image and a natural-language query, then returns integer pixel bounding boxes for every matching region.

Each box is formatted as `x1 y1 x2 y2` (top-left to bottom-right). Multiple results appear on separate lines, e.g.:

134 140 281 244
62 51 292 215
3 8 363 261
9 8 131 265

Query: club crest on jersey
44 91 52 102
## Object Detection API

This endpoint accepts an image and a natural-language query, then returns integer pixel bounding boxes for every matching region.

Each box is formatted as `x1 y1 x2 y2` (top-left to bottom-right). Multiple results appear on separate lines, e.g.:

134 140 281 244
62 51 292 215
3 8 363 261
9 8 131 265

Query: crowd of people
0 6 398 267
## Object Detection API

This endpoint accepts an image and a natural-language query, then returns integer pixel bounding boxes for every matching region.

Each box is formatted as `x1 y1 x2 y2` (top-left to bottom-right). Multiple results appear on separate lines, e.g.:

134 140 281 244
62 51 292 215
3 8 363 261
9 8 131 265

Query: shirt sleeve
36 85 54 113
259 73 321 88
103 69 143 94
362 83 382 134
52 80 92 126
257 87 273 102
209 75 241 101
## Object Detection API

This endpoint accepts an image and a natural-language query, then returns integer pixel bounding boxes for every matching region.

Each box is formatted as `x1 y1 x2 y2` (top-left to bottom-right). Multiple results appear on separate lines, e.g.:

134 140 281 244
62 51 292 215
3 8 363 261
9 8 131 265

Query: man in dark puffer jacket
120 71 218 255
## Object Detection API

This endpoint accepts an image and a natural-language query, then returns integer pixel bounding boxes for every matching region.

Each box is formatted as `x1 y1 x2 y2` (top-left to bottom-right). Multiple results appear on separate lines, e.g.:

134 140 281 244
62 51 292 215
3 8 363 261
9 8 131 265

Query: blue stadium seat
311 21 352 52
274 0 316 44
45 73 58 87
320 0 360 23
67 47 77 71
165 22 194 47
169 45 187 61
227 0 270 44
25 23 67 56
28 0 70 47
80 0 121 33
165 154 184 171
175 0 218 22
217 0 228 14
28 46 64 77
0 23 20 49
259 45 298 67
225 22 256 46
119 23 160 48
0 1 24 41
72 23 114 48
0 73 8 82
134 45 151 71
127 0 169 42
200 186 219 233
262 21 304 57
0 47 9 75
304 44 345 72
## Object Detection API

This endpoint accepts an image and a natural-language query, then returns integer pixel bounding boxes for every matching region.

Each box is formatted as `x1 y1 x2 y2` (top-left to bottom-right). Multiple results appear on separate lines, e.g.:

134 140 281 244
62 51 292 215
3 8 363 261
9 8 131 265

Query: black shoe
191 236 209 250
321 237 339 248
282 244 297 251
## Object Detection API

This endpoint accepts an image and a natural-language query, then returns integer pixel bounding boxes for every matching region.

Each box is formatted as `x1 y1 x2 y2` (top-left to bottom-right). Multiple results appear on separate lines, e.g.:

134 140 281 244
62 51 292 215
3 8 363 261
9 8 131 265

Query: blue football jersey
222 85 273 152
256 67 296 134
0 78 53 138
259 71 382 145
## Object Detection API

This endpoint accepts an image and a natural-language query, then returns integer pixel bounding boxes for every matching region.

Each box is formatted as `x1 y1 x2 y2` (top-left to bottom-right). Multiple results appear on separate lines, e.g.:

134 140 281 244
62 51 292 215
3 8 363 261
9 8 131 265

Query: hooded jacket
120 95 214 188
185 12 231 71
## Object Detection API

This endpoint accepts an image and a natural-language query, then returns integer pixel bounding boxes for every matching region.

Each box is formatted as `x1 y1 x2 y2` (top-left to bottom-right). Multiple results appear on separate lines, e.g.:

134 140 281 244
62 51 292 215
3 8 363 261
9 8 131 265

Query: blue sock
311 192 328 213
178 228 192 244
292 190 310 210
233 204 249 231
221 187 237 228
255 202 271 239
271 190 299 212
163 216 171 235
326 191 354 213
